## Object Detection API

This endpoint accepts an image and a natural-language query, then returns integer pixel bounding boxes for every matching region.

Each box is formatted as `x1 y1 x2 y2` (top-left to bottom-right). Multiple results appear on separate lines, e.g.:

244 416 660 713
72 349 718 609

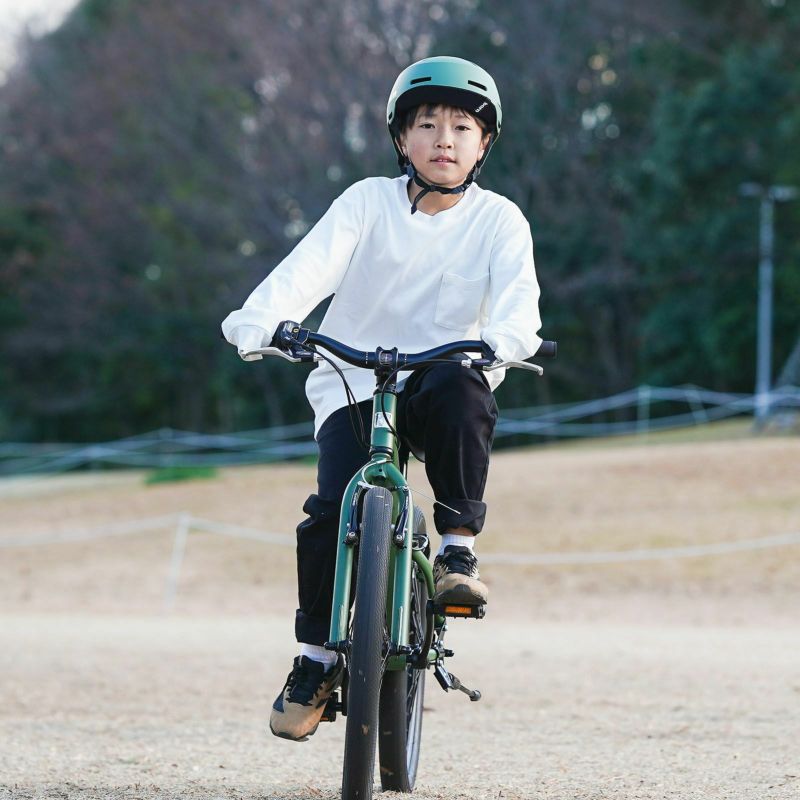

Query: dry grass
2 431 800 799
1 431 799 621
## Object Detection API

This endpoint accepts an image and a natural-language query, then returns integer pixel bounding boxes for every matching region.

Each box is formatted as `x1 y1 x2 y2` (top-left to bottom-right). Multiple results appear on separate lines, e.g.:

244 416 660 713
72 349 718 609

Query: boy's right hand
228 325 271 361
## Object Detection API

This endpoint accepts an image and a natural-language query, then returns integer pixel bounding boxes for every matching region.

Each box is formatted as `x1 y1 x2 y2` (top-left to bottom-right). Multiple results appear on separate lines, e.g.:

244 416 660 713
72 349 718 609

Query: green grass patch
145 466 218 485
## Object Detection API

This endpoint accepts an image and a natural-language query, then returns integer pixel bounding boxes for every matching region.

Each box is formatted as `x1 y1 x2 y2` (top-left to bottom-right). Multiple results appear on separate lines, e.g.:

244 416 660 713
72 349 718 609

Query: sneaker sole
268 721 319 742
434 583 488 606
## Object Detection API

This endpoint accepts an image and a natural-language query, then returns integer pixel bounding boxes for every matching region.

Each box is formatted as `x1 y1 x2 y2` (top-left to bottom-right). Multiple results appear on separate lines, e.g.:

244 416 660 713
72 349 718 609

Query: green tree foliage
0 0 426 439
0 0 798 441
627 17 800 388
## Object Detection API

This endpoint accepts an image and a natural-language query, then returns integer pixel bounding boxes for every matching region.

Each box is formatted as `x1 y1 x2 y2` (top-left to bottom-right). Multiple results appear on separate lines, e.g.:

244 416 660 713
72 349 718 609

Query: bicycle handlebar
535 339 557 359
304 331 494 370
254 322 556 373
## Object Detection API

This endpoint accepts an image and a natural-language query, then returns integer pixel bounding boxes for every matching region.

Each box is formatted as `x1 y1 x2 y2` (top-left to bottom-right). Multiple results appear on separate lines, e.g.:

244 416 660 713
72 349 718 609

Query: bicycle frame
252 324 555 679
326 386 434 672
242 325 554 797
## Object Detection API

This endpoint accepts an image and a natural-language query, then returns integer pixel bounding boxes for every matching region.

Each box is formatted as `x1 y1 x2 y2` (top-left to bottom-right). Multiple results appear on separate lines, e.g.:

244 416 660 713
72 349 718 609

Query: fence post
687 386 709 425
163 512 191 613
637 385 651 436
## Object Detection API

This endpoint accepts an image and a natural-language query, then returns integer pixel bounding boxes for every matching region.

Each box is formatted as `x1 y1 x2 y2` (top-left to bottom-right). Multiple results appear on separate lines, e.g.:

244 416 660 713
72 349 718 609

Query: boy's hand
229 325 270 361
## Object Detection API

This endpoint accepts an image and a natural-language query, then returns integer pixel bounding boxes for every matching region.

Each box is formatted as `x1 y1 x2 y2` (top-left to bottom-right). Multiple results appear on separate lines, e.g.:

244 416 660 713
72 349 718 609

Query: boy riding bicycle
222 56 542 741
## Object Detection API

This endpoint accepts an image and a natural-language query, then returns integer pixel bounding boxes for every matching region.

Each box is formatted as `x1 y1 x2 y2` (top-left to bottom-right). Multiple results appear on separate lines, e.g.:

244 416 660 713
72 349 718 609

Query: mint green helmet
386 56 502 174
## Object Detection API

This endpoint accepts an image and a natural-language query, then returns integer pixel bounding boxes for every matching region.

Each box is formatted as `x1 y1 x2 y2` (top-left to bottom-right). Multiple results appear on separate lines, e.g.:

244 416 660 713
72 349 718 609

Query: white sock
438 533 476 556
299 643 337 669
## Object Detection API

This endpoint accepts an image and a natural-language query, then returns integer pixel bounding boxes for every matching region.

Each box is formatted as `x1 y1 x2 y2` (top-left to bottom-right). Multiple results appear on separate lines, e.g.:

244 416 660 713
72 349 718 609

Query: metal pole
755 195 774 427
739 182 797 431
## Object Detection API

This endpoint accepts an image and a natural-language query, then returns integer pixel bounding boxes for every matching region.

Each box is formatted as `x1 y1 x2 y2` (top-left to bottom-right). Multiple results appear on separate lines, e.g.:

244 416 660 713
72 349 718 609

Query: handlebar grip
535 340 557 358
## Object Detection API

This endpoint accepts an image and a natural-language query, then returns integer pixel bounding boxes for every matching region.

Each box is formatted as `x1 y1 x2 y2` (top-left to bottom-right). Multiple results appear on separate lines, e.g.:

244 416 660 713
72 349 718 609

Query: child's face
398 105 491 187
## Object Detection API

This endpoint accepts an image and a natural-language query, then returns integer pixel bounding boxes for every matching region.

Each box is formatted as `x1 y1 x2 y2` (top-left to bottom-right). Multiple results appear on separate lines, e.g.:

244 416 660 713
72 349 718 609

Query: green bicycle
250 323 556 799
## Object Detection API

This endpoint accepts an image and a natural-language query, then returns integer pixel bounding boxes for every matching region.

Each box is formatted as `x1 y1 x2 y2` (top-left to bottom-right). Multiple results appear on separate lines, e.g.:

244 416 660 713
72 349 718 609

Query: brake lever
242 346 319 364
483 359 543 375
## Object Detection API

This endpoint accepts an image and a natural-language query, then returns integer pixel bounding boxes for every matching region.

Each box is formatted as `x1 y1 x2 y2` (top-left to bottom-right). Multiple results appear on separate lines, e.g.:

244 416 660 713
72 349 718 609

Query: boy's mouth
432 157 456 163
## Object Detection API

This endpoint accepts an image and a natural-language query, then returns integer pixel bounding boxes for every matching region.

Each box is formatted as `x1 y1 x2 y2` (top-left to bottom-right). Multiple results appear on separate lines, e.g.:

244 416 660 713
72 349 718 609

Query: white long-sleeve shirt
222 175 542 436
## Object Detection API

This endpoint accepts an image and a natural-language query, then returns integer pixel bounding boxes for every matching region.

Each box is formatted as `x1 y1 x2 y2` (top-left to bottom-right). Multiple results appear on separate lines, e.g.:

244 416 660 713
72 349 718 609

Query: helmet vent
410 76 431 85
468 80 487 90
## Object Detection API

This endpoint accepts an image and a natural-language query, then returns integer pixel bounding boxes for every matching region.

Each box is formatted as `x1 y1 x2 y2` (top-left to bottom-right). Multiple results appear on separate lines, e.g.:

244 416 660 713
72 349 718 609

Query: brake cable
377 358 473 449
305 344 370 451
300 341 486 455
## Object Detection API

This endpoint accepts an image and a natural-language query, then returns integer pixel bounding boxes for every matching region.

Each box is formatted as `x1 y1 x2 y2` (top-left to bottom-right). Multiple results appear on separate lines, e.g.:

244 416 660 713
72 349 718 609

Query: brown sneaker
433 545 488 605
269 655 344 741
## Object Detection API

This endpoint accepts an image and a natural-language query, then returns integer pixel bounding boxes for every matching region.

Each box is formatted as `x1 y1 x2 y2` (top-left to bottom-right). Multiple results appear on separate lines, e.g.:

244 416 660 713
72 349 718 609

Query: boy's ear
395 135 408 158
478 131 492 159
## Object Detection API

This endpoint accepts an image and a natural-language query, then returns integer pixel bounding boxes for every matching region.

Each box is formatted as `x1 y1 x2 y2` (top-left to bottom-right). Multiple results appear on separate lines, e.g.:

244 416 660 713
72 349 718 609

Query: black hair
393 103 490 136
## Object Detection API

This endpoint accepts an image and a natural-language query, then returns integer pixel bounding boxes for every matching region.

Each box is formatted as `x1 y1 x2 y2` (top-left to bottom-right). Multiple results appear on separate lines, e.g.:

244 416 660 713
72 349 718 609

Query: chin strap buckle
404 161 476 215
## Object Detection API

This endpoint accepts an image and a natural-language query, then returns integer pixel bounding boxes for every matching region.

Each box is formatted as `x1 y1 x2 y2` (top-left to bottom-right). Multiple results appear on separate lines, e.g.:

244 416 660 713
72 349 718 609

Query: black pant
294 362 498 645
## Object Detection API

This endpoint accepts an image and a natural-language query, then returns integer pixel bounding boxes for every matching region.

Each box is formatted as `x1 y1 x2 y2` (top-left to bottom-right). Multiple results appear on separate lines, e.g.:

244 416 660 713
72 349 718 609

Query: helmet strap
405 161 478 215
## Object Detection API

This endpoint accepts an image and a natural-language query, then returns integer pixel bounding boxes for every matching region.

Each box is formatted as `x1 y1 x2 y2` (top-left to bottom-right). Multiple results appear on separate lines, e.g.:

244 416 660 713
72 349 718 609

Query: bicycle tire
342 486 393 800
377 510 428 791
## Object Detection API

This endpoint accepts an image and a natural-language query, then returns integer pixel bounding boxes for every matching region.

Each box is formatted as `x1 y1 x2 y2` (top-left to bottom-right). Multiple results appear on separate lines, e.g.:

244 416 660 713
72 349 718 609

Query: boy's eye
418 122 471 131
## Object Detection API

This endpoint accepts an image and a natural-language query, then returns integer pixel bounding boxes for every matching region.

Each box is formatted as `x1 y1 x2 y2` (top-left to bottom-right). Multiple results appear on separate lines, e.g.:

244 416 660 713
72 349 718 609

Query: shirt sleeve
221 181 366 342
480 202 543 363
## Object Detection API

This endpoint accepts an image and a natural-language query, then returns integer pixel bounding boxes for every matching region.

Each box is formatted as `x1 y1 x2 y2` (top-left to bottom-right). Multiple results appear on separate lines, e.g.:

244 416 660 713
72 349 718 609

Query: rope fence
1 384 798 476
2 512 799 612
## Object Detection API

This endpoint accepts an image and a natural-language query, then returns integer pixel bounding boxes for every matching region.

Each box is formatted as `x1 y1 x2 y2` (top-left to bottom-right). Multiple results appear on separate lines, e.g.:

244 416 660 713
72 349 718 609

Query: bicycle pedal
319 692 339 723
429 599 486 619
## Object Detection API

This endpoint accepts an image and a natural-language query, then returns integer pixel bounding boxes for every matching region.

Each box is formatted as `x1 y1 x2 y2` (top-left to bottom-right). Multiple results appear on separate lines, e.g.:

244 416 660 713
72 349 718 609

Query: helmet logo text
474 102 488 113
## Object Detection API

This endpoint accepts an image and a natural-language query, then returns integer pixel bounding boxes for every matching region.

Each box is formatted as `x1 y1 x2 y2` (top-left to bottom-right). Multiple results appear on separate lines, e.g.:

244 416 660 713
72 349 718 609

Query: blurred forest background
0 0 798 442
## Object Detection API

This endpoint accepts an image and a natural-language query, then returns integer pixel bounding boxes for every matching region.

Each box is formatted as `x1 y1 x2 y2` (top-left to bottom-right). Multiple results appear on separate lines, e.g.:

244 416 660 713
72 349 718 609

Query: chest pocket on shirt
434 271 490 331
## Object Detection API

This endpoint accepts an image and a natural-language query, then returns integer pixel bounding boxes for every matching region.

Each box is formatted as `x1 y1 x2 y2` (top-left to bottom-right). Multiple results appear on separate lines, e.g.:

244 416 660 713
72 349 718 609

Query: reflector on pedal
438 603 486 619
429 599 486 619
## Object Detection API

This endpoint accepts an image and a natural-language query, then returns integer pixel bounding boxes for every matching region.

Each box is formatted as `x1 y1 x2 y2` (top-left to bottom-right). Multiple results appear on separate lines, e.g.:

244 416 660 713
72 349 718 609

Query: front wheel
378 508 429 792
342 487 393 800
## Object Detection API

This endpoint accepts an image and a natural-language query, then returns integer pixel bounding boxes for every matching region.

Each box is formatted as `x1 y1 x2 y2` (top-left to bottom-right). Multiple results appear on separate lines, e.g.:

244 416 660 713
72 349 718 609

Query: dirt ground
2 433 799 798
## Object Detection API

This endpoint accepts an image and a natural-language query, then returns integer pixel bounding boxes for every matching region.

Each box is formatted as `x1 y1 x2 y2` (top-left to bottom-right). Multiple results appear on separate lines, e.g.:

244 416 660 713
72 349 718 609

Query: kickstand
433 663 482 701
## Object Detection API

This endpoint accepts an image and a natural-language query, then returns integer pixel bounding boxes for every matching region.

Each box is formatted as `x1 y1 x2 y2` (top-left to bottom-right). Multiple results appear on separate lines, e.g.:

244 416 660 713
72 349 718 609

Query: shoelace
285 658 324 705
439 547 478 577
